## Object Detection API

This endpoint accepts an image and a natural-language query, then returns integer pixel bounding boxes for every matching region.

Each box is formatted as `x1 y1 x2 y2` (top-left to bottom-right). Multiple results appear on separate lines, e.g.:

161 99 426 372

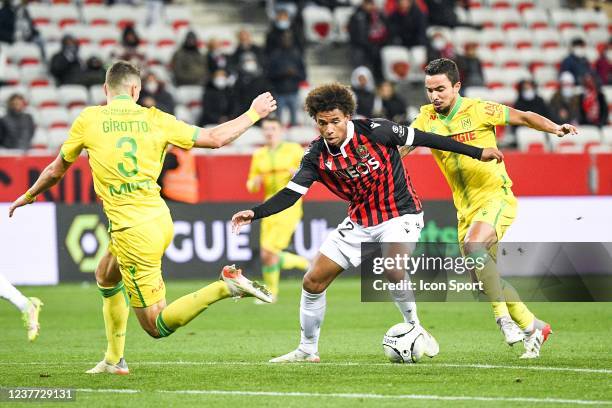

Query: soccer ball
382 322 427 364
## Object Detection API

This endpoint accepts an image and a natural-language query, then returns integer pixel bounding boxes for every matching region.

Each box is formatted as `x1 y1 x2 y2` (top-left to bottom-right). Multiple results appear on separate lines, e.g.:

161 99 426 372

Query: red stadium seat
381 46 411 82
30 87 60 109
164 5 191 30
521 9 549 30
58 85 89 109
82 5 110 26
302 5 334 43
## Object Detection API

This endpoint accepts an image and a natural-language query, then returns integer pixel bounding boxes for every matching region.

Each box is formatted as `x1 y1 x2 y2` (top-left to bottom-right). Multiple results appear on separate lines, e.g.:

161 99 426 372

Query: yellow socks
262 263 281 298
501 279 535 330
468 250 510 319
156 280 231 337
98 282 129 365
279 251 310 271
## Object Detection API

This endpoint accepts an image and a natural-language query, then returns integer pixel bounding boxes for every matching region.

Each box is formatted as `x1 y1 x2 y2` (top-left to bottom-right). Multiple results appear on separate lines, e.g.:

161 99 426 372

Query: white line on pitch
3 361 611 374
74 388 612 405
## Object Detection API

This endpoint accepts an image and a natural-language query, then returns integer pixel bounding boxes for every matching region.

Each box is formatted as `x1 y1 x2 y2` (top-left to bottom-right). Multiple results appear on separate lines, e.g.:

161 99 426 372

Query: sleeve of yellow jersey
60 109 87 162
156 108 199 150
410 111 426 131
476 100 510 127
246 150 261 193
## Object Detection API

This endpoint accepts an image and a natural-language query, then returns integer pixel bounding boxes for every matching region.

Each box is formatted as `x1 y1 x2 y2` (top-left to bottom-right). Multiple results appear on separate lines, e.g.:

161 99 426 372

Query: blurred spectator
50 35 84 86
594 41 611 86
456 42 484 88
0 0 44 60
351 66 376 117
514 80 551 119
0 0 15 43
265 7 305 55
426 31 454 62
348 0 388 81
578 73 608 127
171 31 207 86
0 93 34 150
267 31 306 126
388 0 427 48
549 71 581 125
80 56 106 88
206 38 230 74
231 29 265 74
233 53 271 117
113 25 146 70
376 81 407 123
199 69 234 126
138 72 175 114
424 0 458 28
560 38 593 84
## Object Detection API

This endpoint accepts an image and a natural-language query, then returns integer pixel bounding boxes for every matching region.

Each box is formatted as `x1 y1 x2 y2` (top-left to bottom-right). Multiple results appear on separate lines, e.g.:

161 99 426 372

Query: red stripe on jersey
347 136 378 225
405 170 422 212
378 145 400 218
366 139 392 223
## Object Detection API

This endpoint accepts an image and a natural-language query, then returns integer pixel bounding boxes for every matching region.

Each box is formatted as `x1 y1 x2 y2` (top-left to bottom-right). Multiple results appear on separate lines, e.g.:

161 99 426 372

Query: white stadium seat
175 104 193 123
464 86 490 101
493 47 521 68
58 85 89 108
50 4 80 28
469 8 496 29
516 127 549 152
542 47 567 67
175 85 202 109
145 46 175 66
47 128 69 150
491 8 521 30
483 67 506 88
0 86 28 106
38 107 70 129
28 3 53 26
89 86 106 106
82 5 111 26
232 126 265 146
575 8 607 31
89 26 120 47
29 87 60 108
586 29 609 48
164 5 191 30
506 28 533 49
7 42 42 66
550 9 576 30
533 66 559 88
381 46 411 82
288 126 318 145
141 25 177 48
601 126 612 146
19 65 50 87
560 28 587 47
490 87 518 105
333 7 354 43
479 29 505 50
302 5 334 43
534 28 561 48
108 5 147 28
0 64 20 85
451 27 480 50
522 8 549 30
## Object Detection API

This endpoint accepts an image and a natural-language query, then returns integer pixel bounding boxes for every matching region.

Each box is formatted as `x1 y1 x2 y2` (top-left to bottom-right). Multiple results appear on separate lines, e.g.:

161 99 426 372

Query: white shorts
320 213 424 270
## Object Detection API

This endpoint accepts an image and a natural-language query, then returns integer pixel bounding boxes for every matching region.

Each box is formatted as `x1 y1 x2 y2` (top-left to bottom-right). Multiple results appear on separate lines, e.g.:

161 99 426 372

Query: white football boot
221 265 273 303
269 349 320 363
521 323 552 359
86 358 129 375
22 297 43 342
418 325 440 358
497 316 524 346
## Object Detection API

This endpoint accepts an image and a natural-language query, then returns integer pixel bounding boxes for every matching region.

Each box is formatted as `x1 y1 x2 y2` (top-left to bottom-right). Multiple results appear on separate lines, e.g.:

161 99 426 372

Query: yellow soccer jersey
61 95 198 230
411 96 514 216
247 142 304 200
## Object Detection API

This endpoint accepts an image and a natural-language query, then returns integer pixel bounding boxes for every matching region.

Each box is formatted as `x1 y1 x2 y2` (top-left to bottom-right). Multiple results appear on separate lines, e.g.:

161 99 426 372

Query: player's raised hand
8 194 35 218
480 147 504 163
554 123 578 137
231 210 255 234
250 92 277 119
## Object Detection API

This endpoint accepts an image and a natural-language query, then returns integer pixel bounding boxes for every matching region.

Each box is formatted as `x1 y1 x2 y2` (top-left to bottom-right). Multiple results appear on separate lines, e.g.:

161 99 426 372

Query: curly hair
305 83 356 118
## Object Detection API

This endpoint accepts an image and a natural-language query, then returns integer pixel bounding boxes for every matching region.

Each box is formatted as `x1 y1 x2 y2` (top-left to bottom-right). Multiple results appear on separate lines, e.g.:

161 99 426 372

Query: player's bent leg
260 248 281 301
270 253 344 363
279 251 310 272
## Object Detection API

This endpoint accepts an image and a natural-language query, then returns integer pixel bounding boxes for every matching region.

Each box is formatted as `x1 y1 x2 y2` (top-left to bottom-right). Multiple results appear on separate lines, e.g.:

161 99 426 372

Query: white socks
0 274 29 312
388 273 419 324
299 289 326 355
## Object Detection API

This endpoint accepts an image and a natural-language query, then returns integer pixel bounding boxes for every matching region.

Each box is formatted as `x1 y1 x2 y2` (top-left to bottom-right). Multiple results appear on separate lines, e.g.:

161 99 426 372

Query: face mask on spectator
213 77 227 89
573 46 586 58
561 86 574 98
432 38 446 51
243 60 258 73
276 20 290 30
145 81 158 94
522 89 535 101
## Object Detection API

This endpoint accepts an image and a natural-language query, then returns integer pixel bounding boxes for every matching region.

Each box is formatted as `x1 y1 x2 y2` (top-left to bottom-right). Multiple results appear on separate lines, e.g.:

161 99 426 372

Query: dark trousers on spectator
276 93 299 126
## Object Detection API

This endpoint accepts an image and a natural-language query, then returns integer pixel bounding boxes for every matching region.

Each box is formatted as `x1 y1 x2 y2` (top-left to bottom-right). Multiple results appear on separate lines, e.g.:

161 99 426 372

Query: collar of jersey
112 94 134 102
437 95 463 124
323 120 354 157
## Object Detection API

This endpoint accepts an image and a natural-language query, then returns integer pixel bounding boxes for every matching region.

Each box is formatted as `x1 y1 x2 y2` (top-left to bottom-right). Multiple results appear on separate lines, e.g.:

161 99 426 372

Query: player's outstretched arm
231 187 302 234
9 154 72 217
194 92 277 149
508 107 578 137
411 128 503 163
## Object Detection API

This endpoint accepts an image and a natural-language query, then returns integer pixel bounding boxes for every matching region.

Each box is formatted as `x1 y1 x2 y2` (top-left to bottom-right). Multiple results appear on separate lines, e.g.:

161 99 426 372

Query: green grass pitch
1 278 611 407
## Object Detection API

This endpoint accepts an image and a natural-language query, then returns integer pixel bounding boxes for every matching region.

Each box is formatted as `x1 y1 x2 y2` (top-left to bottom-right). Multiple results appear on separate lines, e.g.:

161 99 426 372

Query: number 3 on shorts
116 136 139 177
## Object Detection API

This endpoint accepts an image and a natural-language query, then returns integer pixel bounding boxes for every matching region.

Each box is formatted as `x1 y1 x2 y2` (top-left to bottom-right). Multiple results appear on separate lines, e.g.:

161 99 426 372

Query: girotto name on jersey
335 157 381 179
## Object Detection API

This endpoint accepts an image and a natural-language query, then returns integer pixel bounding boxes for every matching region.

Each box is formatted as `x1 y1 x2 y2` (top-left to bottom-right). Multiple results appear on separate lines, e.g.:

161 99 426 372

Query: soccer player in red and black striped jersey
231 83 503 363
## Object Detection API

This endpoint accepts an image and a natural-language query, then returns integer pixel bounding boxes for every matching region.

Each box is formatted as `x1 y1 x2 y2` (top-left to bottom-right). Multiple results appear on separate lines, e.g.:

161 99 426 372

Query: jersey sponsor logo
109 179 155 196
356 145 370 159
336 157 381 179
451 131 476 143
392 125 399 134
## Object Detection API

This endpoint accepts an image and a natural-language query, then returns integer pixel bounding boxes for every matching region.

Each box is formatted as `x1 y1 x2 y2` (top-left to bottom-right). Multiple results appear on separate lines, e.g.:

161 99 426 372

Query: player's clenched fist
231 210 255 234
554 123 578 137
480 147 504 163
250 92 277 119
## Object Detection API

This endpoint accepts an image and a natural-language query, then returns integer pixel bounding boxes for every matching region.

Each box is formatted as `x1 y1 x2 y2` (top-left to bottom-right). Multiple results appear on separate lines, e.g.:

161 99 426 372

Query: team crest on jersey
356 145 370 159
461 117 472 130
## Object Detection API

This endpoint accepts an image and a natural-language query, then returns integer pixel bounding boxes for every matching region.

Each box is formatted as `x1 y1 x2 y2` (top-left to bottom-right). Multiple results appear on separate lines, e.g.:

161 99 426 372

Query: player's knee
302 273 326 294
463 240 485 256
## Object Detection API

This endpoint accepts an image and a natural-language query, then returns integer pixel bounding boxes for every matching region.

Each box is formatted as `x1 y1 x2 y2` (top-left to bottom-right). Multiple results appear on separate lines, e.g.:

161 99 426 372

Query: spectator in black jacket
80 56 106 87
266 31 306 126
560 38 593 85
350 66 375 117
388 0 427 48
377 81 408 123
138 72 175 114
265 7 305 55
233 54 271 117
231 29 265 74
456 42 484 88
199 69 234 126
514 80 551 120
0 93 35 150
50 34 84 86
348 0 388 81
206 37 230 74
424 0 458 28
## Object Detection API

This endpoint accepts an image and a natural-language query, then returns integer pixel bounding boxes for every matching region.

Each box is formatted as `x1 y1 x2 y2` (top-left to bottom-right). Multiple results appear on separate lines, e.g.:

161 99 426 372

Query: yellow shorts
260 208 302 254
109 211 174 308
458 195 517 258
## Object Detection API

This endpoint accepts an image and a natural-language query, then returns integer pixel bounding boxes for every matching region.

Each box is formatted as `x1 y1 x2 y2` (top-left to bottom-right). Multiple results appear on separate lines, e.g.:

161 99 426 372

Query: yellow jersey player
9 60 277 374
246 117 310 301
407 59 577 359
